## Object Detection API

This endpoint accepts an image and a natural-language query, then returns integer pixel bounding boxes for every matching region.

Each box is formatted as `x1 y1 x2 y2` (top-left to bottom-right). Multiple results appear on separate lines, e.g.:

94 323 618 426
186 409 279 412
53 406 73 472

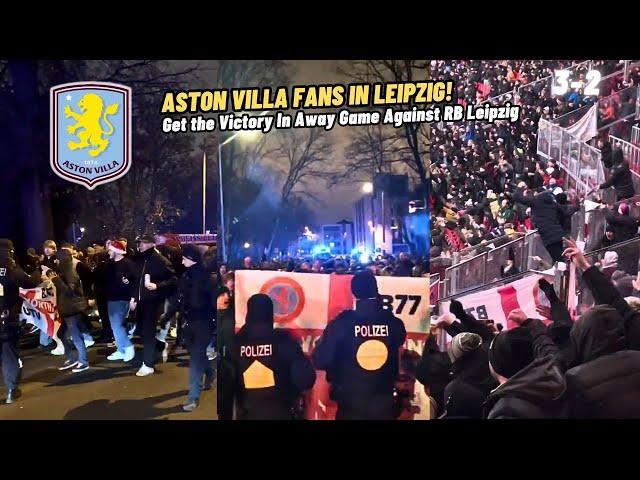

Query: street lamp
362 182 373 194
217 112 269 263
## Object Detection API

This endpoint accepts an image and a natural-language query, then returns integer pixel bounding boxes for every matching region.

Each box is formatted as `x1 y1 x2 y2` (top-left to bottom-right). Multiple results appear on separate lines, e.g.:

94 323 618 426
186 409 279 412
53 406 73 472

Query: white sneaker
107 350 125 361
84 338 95 348
136 364 154 377
123 345 135 362
51 345 65 356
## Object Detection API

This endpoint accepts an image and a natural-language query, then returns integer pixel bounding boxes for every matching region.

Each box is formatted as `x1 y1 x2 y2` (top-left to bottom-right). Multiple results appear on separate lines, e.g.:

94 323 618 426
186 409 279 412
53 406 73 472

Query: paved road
0 334 217 420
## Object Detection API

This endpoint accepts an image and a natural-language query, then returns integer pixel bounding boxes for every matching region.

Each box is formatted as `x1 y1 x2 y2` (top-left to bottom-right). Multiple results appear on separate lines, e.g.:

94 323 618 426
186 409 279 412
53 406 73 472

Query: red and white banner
439 273 552 331
235 271 430 420
19 283 61 339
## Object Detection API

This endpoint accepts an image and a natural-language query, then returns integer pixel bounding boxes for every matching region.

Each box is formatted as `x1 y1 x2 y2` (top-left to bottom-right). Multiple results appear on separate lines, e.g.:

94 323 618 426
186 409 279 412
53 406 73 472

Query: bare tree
337 60 431 197
266 127 332 254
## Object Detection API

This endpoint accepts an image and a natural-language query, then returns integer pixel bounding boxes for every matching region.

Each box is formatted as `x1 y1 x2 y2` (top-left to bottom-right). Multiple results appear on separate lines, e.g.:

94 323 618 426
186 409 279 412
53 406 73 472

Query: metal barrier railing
443 230 546 296
537 118 605 197
575 236 640 316
632 125 640 146
450 231 525 266
584 194 640 252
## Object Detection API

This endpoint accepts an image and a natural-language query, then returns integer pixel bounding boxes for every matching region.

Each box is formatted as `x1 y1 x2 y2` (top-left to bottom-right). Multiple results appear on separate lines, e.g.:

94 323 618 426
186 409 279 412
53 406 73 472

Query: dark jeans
217 357 235 420
183 320 215 403
546 241 565 263
97 296 111 339
0 322 20 391
138 301 162 368
60 314 88 366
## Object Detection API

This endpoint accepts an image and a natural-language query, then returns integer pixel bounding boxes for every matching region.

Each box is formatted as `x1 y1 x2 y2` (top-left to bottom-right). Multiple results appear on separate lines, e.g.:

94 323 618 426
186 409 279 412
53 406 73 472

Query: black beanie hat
489 327 534 378
246 293 274 325
351 270 379 299
216 286 230 299
182 244 202 263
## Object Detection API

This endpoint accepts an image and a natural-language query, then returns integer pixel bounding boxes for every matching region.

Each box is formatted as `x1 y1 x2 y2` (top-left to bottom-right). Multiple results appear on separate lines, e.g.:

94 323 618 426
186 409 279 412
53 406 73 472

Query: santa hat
108 240 127 255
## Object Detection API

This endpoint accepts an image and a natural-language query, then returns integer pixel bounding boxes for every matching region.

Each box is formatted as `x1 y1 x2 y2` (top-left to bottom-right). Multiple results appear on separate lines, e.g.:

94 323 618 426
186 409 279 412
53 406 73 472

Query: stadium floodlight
362 182 373 194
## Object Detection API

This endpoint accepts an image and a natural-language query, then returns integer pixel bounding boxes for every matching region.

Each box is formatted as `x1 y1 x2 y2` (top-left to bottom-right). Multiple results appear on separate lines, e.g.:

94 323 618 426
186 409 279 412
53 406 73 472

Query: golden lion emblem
64 93 119 157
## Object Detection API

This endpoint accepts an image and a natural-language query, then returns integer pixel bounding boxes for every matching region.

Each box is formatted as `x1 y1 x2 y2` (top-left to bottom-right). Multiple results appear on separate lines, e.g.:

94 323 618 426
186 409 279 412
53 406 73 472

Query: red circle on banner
260 277 306 324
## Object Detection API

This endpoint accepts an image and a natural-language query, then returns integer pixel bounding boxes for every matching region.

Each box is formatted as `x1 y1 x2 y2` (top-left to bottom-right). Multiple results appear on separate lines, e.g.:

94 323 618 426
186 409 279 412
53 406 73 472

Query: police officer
178 245 216 412
232 294 316 420
0 239 41 403
313 270 407 419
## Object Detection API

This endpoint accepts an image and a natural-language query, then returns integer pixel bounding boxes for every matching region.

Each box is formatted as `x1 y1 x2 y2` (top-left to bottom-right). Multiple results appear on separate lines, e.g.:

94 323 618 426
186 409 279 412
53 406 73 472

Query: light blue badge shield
51 82 131 189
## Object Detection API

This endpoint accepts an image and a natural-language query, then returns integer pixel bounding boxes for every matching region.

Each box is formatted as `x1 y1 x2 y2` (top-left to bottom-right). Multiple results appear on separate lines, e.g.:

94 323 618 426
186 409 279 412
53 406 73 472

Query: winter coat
177 263 216 323
233 294 316 420
313 299 406 406
52 253 88 318
604 210 639 243
132 248 177 304
564 302 640 418
512 189 565 246
600 156 635 201
484 355 566 419
484 318 567 419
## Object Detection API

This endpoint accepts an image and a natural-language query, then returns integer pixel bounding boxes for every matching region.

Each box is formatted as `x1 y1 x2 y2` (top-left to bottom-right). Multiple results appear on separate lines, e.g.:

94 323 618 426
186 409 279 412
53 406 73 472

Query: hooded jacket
177 263 216 323
484 355 566 419
52 249 88 318
565 304 640 418
512 188 565 246
233 294 316 420
484 318 567 419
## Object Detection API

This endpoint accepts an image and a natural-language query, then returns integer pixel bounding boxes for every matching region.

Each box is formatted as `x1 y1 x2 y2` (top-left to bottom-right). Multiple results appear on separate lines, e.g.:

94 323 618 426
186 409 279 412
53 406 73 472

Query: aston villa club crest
50 82 131 189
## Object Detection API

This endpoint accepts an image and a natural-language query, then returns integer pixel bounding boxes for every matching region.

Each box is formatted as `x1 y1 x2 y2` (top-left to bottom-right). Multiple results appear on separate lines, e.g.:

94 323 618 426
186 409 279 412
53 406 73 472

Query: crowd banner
19 282 62 343
439 273 552 331
235 271 430 420
565 103 598 143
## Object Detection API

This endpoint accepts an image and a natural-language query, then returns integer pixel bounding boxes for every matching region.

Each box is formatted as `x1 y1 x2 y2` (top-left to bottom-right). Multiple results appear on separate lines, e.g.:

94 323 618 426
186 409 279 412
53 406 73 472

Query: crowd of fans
217 252 429 294
420 238 640 418
430 60 640 273
0 235 216 411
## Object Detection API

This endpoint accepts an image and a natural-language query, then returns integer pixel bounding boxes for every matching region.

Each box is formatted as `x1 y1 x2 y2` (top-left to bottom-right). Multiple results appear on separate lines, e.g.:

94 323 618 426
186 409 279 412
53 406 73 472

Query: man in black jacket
483 310 566 419
49 247 90 373
129 234 177 377
561 238 640 417
313 271 406 419
604 202 640 275
0 239 41 403
232 294 316 420
599 148 635 201
511 185 570 263
178 246 216 412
